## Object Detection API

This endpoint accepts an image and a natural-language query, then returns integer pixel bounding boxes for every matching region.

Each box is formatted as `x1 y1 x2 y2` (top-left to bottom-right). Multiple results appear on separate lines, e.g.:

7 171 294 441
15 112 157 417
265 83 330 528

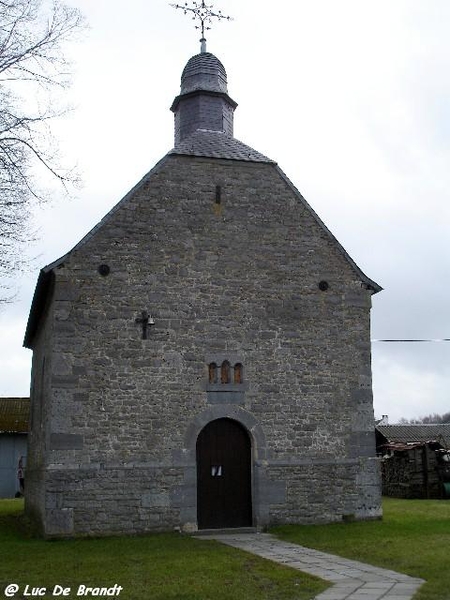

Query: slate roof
180 52 228 94
376 424 450 448
169 130 275 163
0 397 30 433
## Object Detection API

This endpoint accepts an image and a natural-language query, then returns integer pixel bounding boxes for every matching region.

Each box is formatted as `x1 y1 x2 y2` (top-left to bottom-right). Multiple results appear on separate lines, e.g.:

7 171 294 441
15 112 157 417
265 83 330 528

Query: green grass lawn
2 498 449 600
273 498 450 600
0 499 326 600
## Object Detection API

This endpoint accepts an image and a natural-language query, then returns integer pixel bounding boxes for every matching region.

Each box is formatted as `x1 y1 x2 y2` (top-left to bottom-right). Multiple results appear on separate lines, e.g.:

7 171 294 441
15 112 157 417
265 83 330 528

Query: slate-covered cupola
170 52 238 145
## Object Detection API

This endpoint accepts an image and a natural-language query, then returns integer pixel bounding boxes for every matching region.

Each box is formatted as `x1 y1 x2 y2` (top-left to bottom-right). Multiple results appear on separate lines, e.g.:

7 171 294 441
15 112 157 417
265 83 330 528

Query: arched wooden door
196 418 252 529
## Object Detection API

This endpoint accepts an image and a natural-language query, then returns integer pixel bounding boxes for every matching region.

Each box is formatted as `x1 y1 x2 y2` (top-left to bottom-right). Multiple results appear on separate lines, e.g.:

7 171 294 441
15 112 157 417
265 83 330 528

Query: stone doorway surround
180 405 271 532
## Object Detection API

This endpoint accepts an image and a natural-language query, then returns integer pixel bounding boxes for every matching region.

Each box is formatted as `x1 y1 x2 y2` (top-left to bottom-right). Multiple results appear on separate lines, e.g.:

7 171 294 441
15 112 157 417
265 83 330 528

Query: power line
372 339 450 343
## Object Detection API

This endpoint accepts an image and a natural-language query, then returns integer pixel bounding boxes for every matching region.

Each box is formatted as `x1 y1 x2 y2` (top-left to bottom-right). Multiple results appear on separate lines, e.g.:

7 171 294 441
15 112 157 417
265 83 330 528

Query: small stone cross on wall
135 311 155 340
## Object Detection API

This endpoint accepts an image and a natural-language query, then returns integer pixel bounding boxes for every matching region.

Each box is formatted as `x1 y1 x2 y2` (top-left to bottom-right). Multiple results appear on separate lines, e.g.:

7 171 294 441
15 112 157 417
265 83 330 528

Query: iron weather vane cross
170 1 233 53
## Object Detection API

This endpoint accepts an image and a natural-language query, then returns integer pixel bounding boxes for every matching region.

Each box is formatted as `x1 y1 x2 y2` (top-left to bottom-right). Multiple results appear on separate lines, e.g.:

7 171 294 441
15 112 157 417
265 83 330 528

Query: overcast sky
0 0 449 423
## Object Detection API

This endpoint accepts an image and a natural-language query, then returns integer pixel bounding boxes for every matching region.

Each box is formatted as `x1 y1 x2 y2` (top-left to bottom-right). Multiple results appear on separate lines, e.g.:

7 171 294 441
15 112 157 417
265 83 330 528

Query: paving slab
196 533 425 600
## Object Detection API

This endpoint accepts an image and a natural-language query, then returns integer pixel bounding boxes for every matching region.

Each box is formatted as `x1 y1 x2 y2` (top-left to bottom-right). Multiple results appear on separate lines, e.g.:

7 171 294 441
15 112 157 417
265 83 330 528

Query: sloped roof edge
377 424 450 446
24 150 382 349
0 397 30 433
45 154 171 274
23 155 171 348
276 166 382 294
170 89 238 113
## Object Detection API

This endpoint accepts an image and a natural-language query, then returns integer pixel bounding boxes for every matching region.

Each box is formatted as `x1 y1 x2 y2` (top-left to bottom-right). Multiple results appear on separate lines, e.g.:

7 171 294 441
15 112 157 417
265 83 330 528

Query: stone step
192 527 258 536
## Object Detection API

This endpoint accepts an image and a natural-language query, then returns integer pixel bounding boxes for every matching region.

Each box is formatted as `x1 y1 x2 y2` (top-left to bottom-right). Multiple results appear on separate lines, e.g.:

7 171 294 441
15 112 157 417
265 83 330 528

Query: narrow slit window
234 363 243 384
208 363 217 384
221 361 230 384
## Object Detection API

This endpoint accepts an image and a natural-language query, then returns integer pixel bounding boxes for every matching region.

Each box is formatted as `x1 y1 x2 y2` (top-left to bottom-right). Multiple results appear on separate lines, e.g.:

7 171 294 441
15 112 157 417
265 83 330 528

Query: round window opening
98 264 110 276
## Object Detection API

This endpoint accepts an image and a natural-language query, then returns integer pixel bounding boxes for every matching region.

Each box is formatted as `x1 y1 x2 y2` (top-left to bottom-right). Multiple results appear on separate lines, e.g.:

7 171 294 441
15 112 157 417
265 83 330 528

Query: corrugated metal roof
377 424 450 447
0 397 30 433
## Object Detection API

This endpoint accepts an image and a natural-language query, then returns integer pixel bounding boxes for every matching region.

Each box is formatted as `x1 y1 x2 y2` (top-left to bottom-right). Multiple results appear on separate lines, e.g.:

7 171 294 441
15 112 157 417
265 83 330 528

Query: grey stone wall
26 154 381 536
25 290 55 526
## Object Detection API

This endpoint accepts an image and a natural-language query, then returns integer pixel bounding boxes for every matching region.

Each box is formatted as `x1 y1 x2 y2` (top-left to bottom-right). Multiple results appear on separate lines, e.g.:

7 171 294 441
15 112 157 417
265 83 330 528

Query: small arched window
208 363 217 384
221 361 230 384
234 363 243 384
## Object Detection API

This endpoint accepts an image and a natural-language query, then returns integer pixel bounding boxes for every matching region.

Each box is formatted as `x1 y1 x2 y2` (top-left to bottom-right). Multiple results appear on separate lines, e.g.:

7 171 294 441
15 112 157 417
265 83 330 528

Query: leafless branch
0 0 85 302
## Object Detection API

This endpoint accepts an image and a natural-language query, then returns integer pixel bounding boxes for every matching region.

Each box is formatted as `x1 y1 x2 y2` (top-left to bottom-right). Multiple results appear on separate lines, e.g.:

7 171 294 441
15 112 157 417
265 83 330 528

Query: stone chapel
24 46 382 537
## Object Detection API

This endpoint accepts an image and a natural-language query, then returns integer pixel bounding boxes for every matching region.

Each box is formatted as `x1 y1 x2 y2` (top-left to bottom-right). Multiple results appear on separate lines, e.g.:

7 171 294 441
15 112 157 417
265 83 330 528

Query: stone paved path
197 533 425 600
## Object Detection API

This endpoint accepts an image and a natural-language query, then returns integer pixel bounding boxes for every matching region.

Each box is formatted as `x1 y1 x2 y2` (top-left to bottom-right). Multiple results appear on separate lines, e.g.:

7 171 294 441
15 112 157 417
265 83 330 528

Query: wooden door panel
197 418 252 529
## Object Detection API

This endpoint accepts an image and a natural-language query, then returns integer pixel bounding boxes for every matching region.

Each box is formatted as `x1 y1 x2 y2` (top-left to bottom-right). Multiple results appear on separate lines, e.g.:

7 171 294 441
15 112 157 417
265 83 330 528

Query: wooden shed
376 425 450 499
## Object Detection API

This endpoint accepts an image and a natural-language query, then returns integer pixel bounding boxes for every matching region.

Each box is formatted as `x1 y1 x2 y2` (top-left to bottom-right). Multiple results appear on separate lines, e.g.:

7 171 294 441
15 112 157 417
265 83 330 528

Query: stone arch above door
184 405 269 461
178 406 273 533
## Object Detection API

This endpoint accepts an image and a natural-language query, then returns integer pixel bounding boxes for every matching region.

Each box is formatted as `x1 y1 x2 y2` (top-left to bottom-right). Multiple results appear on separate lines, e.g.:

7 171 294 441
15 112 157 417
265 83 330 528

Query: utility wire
372 339 450 343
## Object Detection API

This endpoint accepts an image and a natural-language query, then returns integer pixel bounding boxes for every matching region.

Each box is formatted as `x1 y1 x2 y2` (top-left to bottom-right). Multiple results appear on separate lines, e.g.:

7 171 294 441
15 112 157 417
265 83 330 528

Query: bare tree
399 412 450 424
0 0 84 302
